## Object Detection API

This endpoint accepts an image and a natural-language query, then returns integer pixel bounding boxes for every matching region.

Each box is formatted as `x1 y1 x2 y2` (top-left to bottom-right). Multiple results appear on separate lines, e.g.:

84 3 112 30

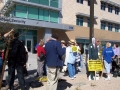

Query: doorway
26 39 33 53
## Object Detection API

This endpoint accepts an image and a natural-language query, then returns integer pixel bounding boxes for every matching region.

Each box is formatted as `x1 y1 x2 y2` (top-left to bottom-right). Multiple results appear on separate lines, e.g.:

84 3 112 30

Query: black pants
112 56 119 72
8 66 26 90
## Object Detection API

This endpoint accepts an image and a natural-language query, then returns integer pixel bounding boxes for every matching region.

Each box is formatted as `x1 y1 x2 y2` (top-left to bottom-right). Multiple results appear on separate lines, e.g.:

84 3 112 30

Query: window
88 0 90 6
50 11 59 23
87 19 90 27
39 9 59 23
15 5 27 18
108 23 113 31
39 9 44 20
77 0 83 4
115 25 119 32
76 16 83 26
28 7 39 19
28 0 39 3
50 0 59 8
40 0 49 6
108 5 112 13
115 7 119 15
43 9 49 21
101 2 106 11
101 22 106 30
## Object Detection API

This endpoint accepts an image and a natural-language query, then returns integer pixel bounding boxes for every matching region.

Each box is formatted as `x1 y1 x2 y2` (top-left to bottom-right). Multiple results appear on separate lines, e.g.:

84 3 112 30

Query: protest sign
88 60 103 71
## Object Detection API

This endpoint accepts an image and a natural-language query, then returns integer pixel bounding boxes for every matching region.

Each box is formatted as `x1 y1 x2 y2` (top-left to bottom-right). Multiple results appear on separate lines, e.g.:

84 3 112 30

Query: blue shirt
102 47 114 63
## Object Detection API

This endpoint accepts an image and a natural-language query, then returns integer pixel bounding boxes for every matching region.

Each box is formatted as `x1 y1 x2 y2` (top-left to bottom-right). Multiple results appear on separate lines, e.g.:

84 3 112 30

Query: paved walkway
2 54 120 90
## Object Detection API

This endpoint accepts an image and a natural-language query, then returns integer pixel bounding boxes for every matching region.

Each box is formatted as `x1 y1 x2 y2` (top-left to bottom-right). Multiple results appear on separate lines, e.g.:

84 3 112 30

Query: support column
89 0 94 43
44 28 52 43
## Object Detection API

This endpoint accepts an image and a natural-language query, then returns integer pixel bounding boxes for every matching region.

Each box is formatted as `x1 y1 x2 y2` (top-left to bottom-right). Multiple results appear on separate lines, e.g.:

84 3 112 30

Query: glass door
26 39 33 53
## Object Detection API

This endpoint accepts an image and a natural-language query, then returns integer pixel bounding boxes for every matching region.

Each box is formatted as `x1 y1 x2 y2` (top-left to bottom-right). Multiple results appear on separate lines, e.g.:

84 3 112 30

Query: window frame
101 2 106 11
115 7 119 15
115 25 119 32
108 5 112 13
76 16 83 26
108 23 113 31
77 0 83 4
15 5 27 18
101 22 106 30
87 19 90 27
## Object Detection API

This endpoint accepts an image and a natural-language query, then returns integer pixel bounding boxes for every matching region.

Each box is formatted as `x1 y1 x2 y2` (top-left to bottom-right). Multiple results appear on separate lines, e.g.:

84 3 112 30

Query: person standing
102 42 114 80
79 44 84 69
7 32 26 90
37 40 46 77
64 40 77 80
60 40 66 72
88 37 99 80
111 43 119 73
45 34 64 90
0 29 14 75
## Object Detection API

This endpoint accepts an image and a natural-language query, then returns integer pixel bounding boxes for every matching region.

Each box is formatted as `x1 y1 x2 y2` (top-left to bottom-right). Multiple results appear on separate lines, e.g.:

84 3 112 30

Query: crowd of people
0 30 120 90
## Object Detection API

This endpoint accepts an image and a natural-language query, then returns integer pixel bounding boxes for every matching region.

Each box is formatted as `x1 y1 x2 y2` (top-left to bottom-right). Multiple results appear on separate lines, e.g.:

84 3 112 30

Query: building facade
0 0 120 53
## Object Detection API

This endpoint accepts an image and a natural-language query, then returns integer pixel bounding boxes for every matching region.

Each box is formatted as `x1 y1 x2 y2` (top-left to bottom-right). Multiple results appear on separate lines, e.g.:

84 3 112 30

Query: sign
0 17 26 24
88 60 103 71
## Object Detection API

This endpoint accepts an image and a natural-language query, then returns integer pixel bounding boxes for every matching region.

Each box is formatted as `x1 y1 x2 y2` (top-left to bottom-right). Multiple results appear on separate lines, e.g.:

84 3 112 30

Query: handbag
39 52 45 61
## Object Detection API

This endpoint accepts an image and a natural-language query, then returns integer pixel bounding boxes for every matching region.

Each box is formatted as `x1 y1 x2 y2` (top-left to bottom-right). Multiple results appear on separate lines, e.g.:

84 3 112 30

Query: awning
101 18 120 25
101 0 120 8
76 12 98 19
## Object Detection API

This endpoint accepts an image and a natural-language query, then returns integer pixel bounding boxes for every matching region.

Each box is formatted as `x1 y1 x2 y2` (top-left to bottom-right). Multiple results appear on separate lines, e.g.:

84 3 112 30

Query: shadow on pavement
57 80 72 90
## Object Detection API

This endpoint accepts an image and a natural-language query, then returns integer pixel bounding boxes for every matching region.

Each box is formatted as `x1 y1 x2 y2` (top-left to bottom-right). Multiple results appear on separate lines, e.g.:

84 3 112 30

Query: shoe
70 77 74 80
105 78 110 80
2 85 9 90
88 75 91 81
77 67 81 71
74 75 76 78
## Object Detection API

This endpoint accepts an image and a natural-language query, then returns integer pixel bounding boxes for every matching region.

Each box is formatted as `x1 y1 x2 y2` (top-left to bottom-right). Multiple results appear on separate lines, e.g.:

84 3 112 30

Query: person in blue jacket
102 42 114 80
45 33 65 90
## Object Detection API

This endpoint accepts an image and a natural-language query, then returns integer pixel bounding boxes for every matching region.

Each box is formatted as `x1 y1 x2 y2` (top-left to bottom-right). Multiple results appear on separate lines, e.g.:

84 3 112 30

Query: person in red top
37 39 46 77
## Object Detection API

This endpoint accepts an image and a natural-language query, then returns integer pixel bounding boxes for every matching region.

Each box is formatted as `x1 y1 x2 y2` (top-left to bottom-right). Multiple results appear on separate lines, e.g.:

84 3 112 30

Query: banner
88 60 103 71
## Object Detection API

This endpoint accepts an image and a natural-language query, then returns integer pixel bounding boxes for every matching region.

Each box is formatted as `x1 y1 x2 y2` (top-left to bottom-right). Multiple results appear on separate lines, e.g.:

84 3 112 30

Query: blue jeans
0 57 3 73
67 63 75 78
80 55 83 68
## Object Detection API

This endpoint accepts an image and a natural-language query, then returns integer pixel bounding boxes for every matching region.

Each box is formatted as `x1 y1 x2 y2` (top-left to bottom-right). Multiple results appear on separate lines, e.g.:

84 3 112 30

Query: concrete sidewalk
2 54 120 90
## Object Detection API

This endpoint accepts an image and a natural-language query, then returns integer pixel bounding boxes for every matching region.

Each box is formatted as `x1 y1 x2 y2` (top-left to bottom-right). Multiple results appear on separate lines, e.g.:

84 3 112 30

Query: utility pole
89 0 94 43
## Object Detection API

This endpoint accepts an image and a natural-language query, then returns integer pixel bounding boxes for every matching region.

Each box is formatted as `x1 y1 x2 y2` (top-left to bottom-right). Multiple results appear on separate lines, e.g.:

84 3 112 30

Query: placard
88 60 103 71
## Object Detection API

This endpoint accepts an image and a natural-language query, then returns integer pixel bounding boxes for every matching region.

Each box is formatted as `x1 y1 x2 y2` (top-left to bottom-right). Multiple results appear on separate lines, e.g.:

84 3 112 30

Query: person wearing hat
64 39 77 80
102 42 114 80
45 33 65 90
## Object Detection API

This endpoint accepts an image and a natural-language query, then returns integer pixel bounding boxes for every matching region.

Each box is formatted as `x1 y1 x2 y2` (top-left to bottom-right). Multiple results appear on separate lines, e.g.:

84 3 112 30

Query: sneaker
70 77 74 80
105 78 110 80
74 75 76 78
88 75 91 81
77 67 81 71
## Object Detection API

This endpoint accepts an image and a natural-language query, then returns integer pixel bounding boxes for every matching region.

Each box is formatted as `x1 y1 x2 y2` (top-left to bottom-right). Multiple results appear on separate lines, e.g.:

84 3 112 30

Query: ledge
76 12 98 19
101 18 120 24
101 0 120 7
